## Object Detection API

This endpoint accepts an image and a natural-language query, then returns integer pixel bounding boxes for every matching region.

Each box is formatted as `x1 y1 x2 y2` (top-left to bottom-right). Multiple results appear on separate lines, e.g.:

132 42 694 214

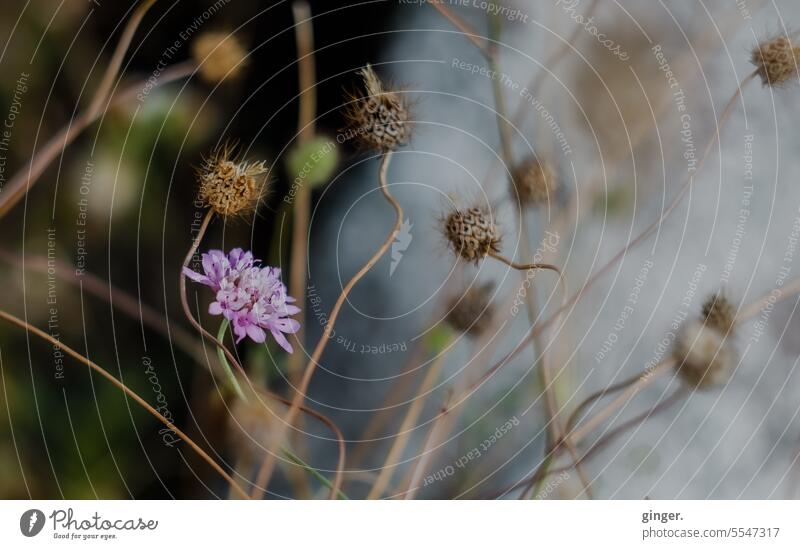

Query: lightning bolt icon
28 511 38 533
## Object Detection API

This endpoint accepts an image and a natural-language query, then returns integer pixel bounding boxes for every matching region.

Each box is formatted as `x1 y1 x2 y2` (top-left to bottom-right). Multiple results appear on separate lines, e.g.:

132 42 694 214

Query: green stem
217 319 247 401
281 448 349 500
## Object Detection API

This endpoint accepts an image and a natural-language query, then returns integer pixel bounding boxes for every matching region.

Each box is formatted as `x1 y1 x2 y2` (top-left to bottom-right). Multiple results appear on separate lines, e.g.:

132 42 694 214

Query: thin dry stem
480 71 759 393
0 308 248 499
348 333 430 470
428 1 492 60
519 275 800 494
0 248 205 366
367 332 454 499
287 0 317 387
251 151 402 497
252 388 345 500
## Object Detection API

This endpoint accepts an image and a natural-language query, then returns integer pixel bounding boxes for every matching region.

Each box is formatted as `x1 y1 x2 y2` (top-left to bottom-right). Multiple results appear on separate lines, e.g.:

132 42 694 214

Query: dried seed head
674 321 736 388
197 147 267 218
751 35 800 87
343 64 410 151
443 206 501 263
446 282 495 337
192 31 248 83
512 157 558 206
701 292 736 334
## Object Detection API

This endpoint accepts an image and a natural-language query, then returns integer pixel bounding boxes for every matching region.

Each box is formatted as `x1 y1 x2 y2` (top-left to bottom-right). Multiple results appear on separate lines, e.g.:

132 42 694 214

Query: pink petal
182 267 208 285
246 324 267 343
271 329 294 353
208 302 223 315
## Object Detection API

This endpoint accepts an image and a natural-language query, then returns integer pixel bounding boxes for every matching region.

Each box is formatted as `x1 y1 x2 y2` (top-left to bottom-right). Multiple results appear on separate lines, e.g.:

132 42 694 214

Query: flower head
197 146 268 218
183 248 300 352
442 206 501 263
343 64 411 151
751 35 800 87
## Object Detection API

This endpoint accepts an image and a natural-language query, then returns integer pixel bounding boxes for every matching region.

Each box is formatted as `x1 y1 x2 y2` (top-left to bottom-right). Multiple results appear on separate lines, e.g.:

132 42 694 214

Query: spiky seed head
443 206 501 263
343 64 410 151
192 31 248 83
674 321 736 389
512 157 558 206
446 282 495 337
197 147 267 218
701 292 736 334
751 35 800 87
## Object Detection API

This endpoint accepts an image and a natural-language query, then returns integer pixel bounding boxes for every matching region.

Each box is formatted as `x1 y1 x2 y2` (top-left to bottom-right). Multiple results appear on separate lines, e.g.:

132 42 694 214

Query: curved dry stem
494 387 682 499
565 371 642 434
487 251 563 276
252 388 345 500
0 1 186 219
250 150 402 498
488 248 589 495
0 308 248 499
367 332 454 499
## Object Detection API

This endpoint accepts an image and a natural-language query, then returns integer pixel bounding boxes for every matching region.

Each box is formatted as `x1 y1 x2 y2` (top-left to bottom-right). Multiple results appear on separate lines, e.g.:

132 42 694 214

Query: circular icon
19 509 45 537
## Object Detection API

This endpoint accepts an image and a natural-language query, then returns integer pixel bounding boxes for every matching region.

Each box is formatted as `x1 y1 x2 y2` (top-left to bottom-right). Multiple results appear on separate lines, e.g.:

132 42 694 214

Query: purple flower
183 249 300 352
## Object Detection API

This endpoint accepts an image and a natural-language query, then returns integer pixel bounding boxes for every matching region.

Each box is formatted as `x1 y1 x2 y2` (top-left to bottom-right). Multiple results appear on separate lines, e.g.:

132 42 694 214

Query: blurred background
2 0 800 499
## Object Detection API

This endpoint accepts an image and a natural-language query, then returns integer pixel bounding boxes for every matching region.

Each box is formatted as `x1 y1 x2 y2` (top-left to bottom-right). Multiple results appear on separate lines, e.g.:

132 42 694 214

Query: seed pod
512 157 558 206
343 64 410 151
701 292 736 334
751 35 800 87
674 320 736 388
192 31 248 84
443 206 501 263
197 147 267 218
446 282 495 337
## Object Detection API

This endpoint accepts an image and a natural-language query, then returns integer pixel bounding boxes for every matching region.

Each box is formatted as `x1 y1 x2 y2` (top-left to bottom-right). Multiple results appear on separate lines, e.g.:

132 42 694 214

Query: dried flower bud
674 321 736 388
443 206 501 263
192 31 248 84
512 157 558 206
446 282 495 337
751 35 800 87
701 292 736 334
197 147 267 218
343 64 410 151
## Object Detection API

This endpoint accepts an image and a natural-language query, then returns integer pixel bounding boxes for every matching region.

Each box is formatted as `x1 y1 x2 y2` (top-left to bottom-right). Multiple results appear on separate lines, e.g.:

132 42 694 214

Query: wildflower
183 248 301 352
197 146 268 218
512 157 558 207
751 35 800 87
443 206 501 263
192 31 248 83
674 293 737 388
343 64 410 151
